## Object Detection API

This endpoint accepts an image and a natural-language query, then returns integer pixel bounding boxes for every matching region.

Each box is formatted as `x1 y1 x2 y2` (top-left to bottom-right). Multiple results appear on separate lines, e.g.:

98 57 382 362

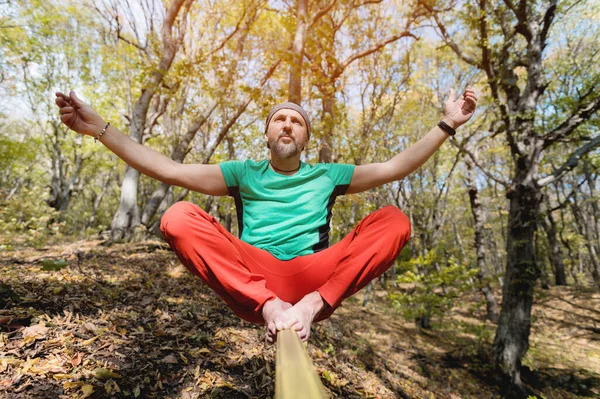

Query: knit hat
265 102 311 138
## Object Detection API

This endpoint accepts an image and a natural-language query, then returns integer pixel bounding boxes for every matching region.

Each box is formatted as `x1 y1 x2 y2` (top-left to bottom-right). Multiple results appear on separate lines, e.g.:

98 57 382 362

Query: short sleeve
219 161 245 189
326 163 355 187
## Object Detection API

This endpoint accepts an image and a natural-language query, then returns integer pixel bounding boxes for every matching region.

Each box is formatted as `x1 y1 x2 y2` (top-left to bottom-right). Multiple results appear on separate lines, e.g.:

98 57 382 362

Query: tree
418 0 600 390
98 0 193 241
304 0 415 162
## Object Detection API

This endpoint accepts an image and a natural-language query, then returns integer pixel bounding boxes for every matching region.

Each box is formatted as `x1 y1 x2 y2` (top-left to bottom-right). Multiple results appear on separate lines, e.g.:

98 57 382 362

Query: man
55 88 477 343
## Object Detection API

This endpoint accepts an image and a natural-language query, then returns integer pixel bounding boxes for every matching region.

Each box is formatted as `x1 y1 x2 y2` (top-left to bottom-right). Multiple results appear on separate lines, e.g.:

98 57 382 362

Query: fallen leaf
83 323 97 333
162 354 178 364
215 340 227 348
63 381 83 389
105 379 121 394
71 352 82 367
81 336 99 346
52 286 64 295
179 352 188 364
21 357 40 373
81 384 94 398
0 380 13 389
22 322 48 340
93 368 121 380
133 384 141 397
52 373 71 380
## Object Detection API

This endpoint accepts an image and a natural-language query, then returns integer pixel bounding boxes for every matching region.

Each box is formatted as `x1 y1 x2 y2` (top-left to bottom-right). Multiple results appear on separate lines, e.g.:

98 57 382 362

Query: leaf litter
0 240 599 398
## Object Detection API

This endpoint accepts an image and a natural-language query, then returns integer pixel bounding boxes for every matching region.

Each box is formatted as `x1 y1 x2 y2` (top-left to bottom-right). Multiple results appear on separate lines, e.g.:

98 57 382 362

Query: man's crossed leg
160 201 411 343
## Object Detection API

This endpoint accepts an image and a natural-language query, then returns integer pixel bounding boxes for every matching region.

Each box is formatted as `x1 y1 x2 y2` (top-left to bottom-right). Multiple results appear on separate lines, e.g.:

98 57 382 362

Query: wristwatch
438 120 456 136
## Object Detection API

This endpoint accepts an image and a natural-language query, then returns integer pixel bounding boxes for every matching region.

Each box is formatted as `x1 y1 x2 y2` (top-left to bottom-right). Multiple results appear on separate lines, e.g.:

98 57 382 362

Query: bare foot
279 291 325 342
262 297 292 344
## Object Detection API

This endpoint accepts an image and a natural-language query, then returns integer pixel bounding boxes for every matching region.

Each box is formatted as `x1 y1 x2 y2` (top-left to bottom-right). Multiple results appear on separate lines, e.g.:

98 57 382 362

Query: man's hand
55 91 106 137
442 86 478 129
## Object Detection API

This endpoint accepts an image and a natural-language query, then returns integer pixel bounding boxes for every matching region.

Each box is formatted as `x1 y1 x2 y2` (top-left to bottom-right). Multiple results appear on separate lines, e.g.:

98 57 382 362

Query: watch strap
438 120 456 136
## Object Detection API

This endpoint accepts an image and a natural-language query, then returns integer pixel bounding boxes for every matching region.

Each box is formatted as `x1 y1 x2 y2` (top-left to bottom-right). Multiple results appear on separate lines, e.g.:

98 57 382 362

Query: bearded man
55 88 477 343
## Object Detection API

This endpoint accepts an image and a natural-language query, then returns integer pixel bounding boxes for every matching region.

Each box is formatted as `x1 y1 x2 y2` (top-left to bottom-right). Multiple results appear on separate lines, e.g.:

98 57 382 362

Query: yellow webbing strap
275 329 329 399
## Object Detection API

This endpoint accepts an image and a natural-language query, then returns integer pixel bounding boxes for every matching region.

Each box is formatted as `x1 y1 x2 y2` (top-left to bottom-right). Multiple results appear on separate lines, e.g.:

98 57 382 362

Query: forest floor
0 239 599 399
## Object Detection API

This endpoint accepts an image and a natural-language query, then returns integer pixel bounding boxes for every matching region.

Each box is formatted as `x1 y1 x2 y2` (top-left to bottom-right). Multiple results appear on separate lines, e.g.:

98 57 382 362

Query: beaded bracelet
95 122 110 142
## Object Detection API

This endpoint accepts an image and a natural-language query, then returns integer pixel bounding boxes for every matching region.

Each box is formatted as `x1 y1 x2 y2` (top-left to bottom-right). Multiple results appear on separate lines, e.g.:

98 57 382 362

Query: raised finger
59 106 73 115
55 92 72 104
55 96 67 107
465 94 478 105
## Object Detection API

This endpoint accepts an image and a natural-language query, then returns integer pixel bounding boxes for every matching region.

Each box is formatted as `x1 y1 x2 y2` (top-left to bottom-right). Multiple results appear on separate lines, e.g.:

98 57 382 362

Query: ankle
261 297 279 318
301 291 325 316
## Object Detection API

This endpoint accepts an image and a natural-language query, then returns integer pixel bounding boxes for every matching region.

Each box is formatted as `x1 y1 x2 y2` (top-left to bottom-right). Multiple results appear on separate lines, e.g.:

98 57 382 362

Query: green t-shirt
219 160 355 260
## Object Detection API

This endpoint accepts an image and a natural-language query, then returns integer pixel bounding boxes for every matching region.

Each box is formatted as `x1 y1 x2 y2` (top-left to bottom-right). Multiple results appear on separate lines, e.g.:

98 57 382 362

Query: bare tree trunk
87 166 115 228
318 94 334 163
140 104 216 226
111 0 190 241
466 157 499 322
288 0 308 104
47 125 85 212
568 184 600 290
540 201 567 285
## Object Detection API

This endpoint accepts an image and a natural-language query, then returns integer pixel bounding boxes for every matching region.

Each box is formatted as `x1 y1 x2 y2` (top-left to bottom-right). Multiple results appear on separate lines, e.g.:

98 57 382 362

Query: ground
0 240 599 398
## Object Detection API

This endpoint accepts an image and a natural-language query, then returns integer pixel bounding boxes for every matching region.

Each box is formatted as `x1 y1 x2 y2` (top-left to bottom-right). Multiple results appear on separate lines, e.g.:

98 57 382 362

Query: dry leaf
21 357 40 373
63 381 83 389
81 384 94 399
81 336 99 346
162 354 178 364
71 352 82 367
133 384 141 397
93 367 121 380
179 352 188 364
0 379 13 389
104 379 121 394
22 322 48 340
83 322 97 333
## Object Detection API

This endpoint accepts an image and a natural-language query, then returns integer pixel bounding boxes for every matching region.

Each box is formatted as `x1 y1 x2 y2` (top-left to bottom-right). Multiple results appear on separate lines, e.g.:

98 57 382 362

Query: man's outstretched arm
346 87 478 195
55 91 228 196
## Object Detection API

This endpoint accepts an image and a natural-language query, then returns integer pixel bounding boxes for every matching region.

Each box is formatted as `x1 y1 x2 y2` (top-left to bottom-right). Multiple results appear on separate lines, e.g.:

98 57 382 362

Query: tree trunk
140 104 216 226
87 167 115 229
111 0 189 241
466 157 499 322
540 203 567 285
47 125 84 212
493 180 542 388
318 93 334 163
288 0 308 104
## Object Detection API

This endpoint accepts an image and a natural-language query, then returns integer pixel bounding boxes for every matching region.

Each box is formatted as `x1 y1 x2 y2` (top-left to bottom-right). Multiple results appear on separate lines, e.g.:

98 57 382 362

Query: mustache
278 132 295 139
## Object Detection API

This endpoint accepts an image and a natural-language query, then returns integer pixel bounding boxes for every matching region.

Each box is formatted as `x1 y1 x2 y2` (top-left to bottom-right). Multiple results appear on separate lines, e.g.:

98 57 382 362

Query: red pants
160 202 411 324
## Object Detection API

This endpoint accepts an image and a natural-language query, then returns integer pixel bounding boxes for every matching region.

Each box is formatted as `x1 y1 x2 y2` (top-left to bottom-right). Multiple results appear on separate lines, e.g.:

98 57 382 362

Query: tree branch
310 0 337 28
418 0 480 67
538 134 600 186
334 32 415 79
543 91 600 148
450 137 510 187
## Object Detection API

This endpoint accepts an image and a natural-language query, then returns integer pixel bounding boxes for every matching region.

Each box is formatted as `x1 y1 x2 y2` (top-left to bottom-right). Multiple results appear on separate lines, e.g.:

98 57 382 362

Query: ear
264 133 270 149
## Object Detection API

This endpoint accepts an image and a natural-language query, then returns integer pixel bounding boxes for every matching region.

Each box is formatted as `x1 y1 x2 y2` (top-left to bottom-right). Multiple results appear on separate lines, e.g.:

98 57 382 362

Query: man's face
265 109 308 159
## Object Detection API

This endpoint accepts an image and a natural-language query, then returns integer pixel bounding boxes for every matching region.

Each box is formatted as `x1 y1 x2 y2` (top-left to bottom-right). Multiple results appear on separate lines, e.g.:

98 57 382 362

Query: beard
268 135 302 159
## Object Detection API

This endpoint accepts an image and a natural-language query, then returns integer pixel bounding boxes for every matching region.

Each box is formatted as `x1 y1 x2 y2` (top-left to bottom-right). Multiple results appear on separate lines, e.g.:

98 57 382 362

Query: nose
282 117 292 131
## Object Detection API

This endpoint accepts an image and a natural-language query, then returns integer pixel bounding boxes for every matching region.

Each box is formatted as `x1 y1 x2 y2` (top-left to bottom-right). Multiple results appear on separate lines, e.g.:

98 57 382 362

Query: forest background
1 0 599 398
